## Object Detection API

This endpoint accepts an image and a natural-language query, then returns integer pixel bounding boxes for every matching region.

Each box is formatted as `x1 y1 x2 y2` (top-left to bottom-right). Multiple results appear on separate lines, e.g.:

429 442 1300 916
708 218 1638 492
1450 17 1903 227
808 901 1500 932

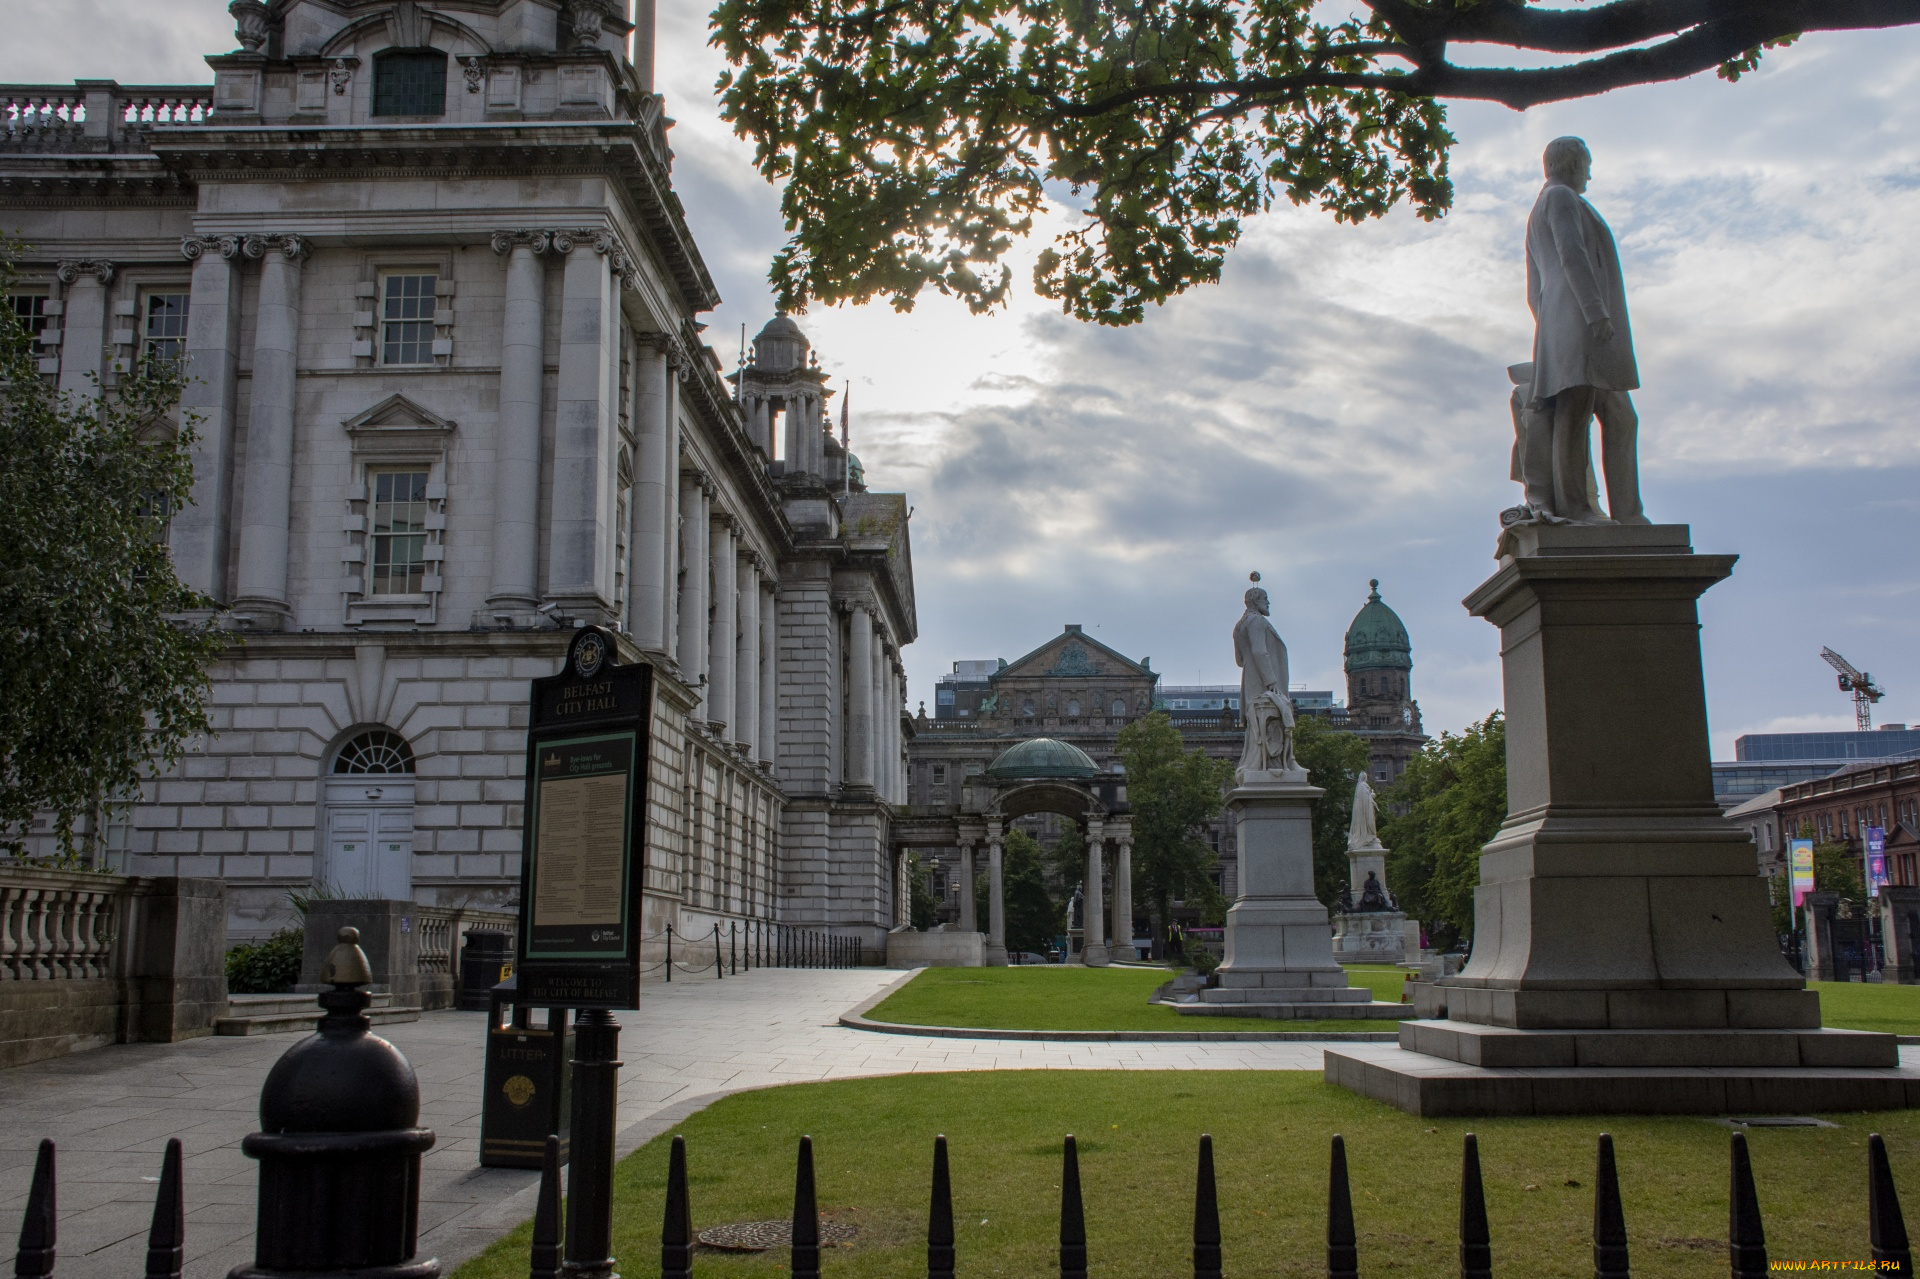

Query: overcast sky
7 2 1916 756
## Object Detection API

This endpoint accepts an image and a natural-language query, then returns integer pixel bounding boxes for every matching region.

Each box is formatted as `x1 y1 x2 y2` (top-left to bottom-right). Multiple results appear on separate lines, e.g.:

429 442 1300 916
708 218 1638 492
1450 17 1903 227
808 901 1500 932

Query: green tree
712 1 1897 325
1292 715 1373 907
1117 711 1233 947
908 853 940 930
1813 839 1865 908
0 251 222 858
1045 821 1086 901
1002 829 1064 954
1381 711 1507 946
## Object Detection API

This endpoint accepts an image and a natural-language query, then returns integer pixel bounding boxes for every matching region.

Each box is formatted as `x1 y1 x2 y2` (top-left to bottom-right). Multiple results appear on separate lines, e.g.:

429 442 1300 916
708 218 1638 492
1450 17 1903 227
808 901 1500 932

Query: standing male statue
1508 136 1649 528
1233 574 1300 780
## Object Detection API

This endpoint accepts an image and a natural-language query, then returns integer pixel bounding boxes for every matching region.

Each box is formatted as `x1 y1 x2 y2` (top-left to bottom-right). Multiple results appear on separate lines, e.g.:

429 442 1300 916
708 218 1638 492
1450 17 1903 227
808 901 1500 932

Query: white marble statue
1348 775 1384 852
1233 575 1300 780
1505 137 1649 529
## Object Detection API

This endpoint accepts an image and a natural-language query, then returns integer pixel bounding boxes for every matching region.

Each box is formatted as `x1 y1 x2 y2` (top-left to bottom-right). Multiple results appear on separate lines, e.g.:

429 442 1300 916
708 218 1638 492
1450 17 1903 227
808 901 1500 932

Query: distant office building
1713 762 1843 809
1734 726 1920 762
933 659 1005 721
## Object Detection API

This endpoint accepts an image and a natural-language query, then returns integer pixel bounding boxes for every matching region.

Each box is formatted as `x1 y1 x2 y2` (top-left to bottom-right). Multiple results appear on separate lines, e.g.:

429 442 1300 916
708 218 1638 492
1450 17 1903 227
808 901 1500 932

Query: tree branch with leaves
712 0 1913 324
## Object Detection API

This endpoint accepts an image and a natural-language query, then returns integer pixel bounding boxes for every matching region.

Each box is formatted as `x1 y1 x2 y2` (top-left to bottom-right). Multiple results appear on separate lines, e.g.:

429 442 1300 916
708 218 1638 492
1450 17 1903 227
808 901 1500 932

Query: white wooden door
321 780 415 901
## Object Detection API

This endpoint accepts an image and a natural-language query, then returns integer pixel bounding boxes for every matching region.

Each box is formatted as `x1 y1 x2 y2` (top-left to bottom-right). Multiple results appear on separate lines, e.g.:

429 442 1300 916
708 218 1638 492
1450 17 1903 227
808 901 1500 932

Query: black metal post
564 1009 623 1279
1060 1135 1087 1279
1730 1131 1769 1279
15 1138 54 1279
1192 1134 1221 1279
530 1134 563 1279
1459 1133 1491 1279
792 1136 821 1279
1870 1132 1913 1276
732 923 739 974
928 1134 955 1279
662 1135 693 1279
1328 1134 1357 1279
1593 1133 1629 1279
714 923 724 980
666 923 674 982
145 1138 184 1279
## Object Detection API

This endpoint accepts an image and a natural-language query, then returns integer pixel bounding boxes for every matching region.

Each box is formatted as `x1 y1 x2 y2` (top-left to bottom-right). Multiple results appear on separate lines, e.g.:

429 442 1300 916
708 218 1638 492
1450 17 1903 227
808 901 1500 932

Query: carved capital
55 259 114 285
490 229 554 256
277 234 310 262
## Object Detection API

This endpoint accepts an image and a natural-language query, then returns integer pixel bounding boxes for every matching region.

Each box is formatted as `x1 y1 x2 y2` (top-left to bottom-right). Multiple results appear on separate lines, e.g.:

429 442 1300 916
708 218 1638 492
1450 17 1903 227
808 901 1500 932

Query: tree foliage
1117 710 1233 934
1292 714 1373 907
712 0 1909 324
1381 711 1506 945
0 251 222 857
974 828 1064 953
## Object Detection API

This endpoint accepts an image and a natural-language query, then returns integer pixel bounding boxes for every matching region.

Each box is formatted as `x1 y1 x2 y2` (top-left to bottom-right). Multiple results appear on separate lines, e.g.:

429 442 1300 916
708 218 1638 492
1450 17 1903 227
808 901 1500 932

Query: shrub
226 926 303 994
1188 947 1220 976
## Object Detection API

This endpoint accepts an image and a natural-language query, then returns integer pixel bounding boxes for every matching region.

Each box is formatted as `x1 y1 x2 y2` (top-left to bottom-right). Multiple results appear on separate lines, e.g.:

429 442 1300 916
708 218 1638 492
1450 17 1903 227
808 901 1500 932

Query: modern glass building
1734 728 1920 762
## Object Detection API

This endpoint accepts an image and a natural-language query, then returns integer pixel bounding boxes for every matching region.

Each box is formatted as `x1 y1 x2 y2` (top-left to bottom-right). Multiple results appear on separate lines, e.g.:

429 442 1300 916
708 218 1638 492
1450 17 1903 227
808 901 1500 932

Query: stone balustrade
0 82 213 153
0 877 119 981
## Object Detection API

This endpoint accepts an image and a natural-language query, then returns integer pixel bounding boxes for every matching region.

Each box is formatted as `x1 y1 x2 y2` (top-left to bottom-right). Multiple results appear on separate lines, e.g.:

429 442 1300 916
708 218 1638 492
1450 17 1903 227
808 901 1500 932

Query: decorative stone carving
55 259 114 285
1347 774 1383 852
229 0 268 53
329 58 355 96
461 57 485 94
489 229 555 256
567 1 610 50
1233 573 1300 782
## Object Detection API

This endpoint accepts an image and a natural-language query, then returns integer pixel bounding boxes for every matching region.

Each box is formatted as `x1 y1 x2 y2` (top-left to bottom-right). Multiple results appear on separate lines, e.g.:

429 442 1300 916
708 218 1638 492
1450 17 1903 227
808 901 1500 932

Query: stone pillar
1803 891 1842 984
758 581 777 764
546 239 617 616
873 643 892 802
676 478 709 694
985 821 1007 965
54 258 110 400
735 558 760 751
958 843 978 933
1448 524 1810 1029
629 335 676 646
233 236 306 625
1878 886 1920 984
1113 835 1134 961
1082 818 1108 966
845 607 874 788
489 236 546 610
707 518 737 731
173 240 242 602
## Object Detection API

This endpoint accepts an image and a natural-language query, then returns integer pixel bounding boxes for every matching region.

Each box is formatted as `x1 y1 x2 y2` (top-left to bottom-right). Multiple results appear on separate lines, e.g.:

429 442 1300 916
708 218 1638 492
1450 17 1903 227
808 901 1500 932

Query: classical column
986 821 1008 965
629 334 677 645
735 556 760 751
707 517 737 731
676 478 709 695
546 236 617 614
489 233 546 609
173 238 242 602
845 606 874 788
233 236 306 624
54 258 111 400
958 843 978 933
871 639 889 801
1082 817 1109 966
1113 834 1134 961
758 580 777 764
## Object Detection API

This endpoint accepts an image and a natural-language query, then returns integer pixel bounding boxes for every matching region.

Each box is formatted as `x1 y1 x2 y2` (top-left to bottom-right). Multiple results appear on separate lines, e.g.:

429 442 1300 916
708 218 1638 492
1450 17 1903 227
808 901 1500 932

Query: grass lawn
451 1070 1920 1279
861 964 1413 1034
1813 979 1920 1035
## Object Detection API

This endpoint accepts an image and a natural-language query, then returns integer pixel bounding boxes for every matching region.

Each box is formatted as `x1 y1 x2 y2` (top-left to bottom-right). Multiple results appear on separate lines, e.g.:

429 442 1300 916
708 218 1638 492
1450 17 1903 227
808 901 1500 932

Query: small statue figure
1356 872 1392 913
1348 774 1385 852
1503 137 1649 531
1233 573 1300 779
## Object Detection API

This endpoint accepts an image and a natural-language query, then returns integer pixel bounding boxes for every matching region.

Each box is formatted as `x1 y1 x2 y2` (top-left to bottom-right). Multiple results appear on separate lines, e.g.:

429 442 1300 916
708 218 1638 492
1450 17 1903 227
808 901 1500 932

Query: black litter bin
479 976 573 1168
459 929 515 1011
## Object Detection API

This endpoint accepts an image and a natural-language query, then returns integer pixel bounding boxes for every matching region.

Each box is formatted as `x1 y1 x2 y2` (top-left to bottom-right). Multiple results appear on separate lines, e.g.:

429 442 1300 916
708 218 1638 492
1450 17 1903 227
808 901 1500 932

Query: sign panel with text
515 626 652 1010
1789 838 1815 908
1868 827 1889 898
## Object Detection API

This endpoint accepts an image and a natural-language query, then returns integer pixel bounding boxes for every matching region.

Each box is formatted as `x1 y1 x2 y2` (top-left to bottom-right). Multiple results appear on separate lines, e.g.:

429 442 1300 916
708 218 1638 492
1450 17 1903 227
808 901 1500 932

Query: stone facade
2 1 914 954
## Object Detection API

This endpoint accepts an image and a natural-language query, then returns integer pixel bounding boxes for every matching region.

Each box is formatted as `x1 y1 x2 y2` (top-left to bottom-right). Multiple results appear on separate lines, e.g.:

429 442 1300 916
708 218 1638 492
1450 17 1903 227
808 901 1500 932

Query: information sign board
1789 837 1815 909
515 626 652 1009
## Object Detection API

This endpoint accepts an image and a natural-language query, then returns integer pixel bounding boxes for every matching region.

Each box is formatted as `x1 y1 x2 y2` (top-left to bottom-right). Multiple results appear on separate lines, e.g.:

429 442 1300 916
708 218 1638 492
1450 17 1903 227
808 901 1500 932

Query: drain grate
697 1220 860 1252
1723 1117 1837 1129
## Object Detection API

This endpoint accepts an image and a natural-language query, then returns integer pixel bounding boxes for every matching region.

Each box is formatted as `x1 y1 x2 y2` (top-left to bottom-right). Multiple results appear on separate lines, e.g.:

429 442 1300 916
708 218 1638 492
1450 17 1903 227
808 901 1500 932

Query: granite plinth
1177 999 1407 1020
1396 1018 1896 1069
1332 910 1418 966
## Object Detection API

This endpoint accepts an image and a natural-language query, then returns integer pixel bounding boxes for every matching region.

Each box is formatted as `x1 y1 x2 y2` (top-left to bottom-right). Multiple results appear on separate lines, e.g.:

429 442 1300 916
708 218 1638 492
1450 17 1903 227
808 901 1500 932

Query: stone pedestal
1880 887 1920 985
1326 526 1915 1112
1332 909 1419 965
1180 777 1403 1020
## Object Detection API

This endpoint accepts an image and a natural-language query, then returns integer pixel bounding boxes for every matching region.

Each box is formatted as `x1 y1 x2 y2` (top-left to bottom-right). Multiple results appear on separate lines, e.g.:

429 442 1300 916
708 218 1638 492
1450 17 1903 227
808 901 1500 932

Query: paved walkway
0 968 1330 1278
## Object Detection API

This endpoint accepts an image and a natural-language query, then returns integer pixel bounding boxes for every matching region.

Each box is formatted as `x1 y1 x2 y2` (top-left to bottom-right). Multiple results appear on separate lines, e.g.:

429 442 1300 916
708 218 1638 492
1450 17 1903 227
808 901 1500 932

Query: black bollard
1459 1133 1491 1279
928 1135 955 1279
15 1138 54 1279
1327 1134 1357 1279
714 924 724 980
1192 1135 1221 1279
231 927 437 1278
1869 1133 1912 1277
662 1135 693 1279
666 924 674 982
146 1138 185 1279
529 1135 563 1279
1060 1135 1087 1279
1730 1131 1768 1279
792 1136 821 1279
564 1009 623 1279
1592 1134 1629 1279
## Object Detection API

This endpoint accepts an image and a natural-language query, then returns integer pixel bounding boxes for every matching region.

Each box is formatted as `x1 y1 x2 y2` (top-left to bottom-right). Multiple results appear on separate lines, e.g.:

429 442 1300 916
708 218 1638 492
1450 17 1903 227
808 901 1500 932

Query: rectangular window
372 50 448 117
140 291 190 377
931 764 947 786
368 469 430 595
380 273 438 365
8 292 49 338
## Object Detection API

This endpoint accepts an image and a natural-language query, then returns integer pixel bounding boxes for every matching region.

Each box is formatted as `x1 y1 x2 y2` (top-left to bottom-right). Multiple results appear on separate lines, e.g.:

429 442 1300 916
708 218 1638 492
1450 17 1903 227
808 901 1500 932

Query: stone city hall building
3 0 920 952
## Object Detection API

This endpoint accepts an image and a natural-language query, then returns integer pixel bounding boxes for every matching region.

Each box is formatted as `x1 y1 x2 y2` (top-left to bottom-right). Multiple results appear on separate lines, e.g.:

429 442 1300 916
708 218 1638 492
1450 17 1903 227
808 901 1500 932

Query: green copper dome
1344 579 1412 674
985 737 1100 780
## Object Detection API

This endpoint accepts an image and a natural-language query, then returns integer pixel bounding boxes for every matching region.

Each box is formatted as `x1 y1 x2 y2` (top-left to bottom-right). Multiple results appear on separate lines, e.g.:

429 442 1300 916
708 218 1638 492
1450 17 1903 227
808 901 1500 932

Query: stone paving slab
0 968 1332 1278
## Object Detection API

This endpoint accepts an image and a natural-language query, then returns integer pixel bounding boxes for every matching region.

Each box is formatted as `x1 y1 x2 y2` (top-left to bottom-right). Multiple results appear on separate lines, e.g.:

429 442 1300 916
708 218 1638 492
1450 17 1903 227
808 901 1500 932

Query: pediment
996 628 1149 682
342 393 456 438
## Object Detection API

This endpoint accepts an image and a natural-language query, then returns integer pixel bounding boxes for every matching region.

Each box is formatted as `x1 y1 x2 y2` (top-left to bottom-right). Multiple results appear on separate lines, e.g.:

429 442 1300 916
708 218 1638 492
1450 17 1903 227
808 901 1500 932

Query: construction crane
1821 647 1886 730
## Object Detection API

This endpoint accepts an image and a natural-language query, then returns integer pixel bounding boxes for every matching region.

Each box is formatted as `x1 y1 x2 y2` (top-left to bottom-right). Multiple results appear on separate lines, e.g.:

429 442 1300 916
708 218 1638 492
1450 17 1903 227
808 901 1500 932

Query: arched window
333 730 416 775
1066 699 1081 717
373 49 447 117
1021 699 1035 717
1111 699 1125 717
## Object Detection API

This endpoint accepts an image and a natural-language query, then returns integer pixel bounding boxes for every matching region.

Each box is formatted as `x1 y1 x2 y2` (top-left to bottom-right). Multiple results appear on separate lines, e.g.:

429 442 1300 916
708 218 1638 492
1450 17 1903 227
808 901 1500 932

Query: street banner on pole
1789 838 1815 908
1868 827 1889 898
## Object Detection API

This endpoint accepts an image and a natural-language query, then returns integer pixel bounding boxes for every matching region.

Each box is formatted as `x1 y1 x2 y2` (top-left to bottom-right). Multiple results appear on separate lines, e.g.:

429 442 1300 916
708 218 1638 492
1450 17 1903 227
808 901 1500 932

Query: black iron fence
519 1126 1914 1279
659 921 865 982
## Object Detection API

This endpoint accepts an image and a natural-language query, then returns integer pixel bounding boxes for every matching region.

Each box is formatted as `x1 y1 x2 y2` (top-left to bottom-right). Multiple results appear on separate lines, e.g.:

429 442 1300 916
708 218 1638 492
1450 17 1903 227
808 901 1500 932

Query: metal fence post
564 1010 623 1279
16 1139 54 1279
1869 1133 1913 1275
1192 1134 1221 1279
1328 1134 1357 1279
144 1138 184 1279
530 1134 564 1279
1593 1134 1628 1279
928 1134 955 1279
1459 1133 1491 1279
1060 1135 1088 1279
1730 1131 1769 1279
714 923 724 980
792 1136 821 1279
666 923 673 982
662 1135 693 1279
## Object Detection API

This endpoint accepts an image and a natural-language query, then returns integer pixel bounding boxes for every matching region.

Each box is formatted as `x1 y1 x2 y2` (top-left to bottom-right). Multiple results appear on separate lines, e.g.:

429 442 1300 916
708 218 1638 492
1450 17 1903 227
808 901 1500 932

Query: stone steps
213 992 421 1036
1177 999 1409 1020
